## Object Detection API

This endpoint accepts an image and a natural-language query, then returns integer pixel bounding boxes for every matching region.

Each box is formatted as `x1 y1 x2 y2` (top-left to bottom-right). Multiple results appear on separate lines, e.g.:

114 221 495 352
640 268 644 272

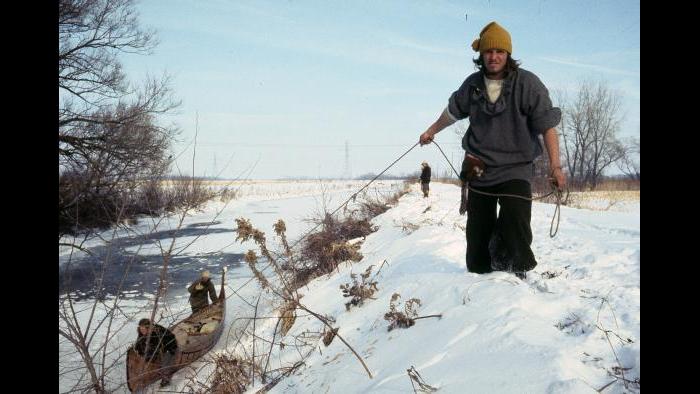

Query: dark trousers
421 182 429 197
466 179 537 273
191 304 207 314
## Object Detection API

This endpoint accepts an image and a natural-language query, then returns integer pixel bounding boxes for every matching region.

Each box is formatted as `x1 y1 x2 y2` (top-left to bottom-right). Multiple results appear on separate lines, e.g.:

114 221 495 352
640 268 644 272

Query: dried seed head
273 219 287 236
235 218 254 242
244 250 258 264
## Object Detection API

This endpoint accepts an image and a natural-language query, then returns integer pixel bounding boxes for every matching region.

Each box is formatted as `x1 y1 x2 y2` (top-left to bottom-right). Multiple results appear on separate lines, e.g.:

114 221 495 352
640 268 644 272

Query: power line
193 142 462 148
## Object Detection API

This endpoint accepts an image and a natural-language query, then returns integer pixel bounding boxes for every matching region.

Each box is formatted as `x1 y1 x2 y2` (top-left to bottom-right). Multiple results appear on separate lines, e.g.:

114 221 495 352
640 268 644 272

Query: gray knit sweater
447 68 561 186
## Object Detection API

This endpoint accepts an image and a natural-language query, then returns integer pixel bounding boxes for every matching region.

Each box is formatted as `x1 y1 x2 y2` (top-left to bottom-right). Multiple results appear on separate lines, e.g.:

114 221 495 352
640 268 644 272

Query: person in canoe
134 318 178 387
188 270 218 314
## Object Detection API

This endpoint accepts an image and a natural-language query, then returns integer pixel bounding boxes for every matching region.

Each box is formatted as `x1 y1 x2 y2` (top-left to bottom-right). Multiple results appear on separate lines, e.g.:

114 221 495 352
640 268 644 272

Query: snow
249 183 639 394
59 181 639 394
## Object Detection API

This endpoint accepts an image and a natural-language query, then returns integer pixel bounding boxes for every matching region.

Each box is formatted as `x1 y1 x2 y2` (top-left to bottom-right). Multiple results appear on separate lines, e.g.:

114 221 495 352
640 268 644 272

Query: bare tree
59 0 180 236
558 80 629 189
615 136 640 181
58 1 181 389
59 0 155 108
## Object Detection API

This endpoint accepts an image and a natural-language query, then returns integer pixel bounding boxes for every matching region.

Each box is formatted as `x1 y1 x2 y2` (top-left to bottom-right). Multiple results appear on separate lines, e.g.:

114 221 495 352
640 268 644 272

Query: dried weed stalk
340 265 379 311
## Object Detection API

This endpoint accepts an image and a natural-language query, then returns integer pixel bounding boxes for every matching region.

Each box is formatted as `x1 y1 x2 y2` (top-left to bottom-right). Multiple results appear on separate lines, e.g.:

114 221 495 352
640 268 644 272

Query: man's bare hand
551 167 567 190
419 131 435 145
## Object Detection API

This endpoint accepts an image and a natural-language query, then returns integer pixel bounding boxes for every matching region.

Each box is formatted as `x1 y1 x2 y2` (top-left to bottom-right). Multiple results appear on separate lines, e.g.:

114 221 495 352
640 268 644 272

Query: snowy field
59 181 639 393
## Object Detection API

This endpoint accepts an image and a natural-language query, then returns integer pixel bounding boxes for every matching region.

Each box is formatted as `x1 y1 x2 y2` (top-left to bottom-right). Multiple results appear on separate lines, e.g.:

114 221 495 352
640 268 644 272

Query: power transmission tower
344 140 352 179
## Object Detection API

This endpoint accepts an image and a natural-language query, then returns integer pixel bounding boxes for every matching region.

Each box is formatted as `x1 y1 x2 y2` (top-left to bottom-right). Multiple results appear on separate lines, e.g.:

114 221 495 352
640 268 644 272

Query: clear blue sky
121 0 640 179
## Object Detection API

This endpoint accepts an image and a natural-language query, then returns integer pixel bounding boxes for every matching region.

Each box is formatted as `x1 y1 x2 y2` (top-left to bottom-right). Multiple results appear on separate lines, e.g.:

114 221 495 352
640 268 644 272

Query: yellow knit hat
471 21 512 54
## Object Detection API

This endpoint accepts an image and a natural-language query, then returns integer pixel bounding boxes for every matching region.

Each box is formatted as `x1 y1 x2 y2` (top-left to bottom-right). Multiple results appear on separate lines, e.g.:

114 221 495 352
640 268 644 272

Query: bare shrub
207 354 256 394
296 182 409 285
340 265 379 311
165 177 217 212
359 196 391 218
384 293 420 332
382 293 442 332
219 186 237 203
233 217 374 379
298 214 370 285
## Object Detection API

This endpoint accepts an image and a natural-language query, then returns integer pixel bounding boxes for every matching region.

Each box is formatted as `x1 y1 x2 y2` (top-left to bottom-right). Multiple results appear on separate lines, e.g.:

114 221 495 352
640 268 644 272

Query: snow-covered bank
59 181 640 393
250 182 640 393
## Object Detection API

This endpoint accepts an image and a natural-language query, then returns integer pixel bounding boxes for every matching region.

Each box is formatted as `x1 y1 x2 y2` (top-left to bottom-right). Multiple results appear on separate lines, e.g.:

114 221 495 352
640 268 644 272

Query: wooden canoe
126 269 227 392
